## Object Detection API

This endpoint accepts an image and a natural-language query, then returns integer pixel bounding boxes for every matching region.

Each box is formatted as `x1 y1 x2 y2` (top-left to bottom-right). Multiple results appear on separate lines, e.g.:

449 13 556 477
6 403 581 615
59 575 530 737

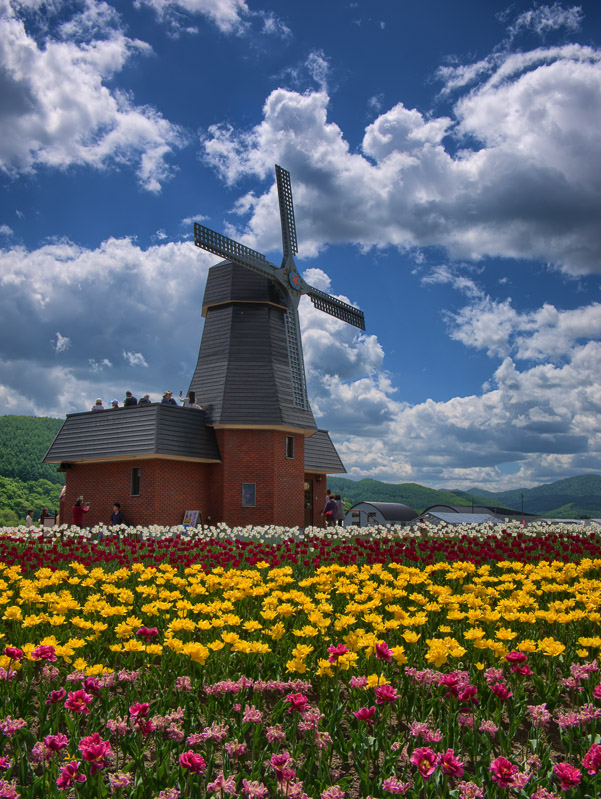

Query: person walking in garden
25 509 34 527
72 497 90 527
335 494 345 527
324 494 338 527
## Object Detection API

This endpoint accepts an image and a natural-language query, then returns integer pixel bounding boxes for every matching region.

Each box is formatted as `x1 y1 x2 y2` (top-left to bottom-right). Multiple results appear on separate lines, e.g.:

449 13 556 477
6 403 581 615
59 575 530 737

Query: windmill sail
307 288 366 330
194 223 276 276
276 165 298 258
193 165 365 415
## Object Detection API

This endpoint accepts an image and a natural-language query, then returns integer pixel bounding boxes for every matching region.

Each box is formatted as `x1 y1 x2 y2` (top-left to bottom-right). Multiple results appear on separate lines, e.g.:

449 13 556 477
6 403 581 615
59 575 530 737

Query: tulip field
2 520 601 798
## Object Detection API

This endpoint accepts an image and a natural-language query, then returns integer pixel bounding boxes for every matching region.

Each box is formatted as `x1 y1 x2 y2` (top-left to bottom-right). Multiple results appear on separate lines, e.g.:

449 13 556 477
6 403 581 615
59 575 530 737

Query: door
304 480 313 527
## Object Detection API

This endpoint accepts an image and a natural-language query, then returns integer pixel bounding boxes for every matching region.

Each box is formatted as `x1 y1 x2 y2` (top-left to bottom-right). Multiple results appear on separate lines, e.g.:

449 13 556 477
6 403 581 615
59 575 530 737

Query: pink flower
108 771 132 792
410 747 439 779
0 757 10 771
129 702 150 720
0 717 27 738
583 743 601 775
490 756 518 788
352 706 376 723
56 761 86 791
440 749 464 778
45 689 66 706
44 733 69 752
64 689 93 714
593 684 601 700
31 645 57 662
0 778 19 799
241 779 269 798
375 641 393 663
527 703 552 727
179 750 206 773
490 682 513 701
2 648 23 662
242 704 263 723
479 720 498 737
175 676 192 692
505 651 527 665
207 772 237 795
321 787 345 799
457 782 484 799
327 644 349 664
382 776 410 794
284 693 309 714
136 626 159 640
374 684 398 705
553 762 581 791
78 732 112 774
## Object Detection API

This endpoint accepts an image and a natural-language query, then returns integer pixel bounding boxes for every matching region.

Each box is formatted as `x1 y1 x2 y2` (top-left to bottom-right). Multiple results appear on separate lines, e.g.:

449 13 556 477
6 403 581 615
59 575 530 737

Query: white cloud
134 0 250 33
52 332 71 353
0 1 187 191
0 225 12 236
506 3 583 40
123 350 149 368
0 236 213 414
203 42 601 275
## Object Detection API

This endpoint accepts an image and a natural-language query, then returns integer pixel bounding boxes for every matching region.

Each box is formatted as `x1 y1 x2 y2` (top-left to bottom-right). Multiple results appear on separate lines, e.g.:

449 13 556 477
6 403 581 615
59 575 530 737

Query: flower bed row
1 525 601 797
2 520 601 573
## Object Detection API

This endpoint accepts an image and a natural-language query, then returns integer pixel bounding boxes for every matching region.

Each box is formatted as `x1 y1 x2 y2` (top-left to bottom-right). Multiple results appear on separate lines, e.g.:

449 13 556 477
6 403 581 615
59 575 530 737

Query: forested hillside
0 416 64 525
0 416 64 484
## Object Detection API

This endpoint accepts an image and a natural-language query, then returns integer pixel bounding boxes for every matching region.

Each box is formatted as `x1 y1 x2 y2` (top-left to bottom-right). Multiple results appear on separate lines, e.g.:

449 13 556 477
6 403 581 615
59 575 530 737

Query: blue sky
2 0 601 491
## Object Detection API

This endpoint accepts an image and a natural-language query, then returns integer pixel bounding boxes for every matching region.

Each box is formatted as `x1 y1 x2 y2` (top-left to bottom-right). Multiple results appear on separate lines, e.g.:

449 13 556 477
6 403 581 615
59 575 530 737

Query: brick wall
63 459 211 528
214 429 305 528
61 435 325 529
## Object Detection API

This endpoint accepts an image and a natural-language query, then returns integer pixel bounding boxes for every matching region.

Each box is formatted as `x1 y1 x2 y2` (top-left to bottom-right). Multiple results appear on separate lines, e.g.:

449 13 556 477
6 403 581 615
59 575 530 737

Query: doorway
304 480 313 527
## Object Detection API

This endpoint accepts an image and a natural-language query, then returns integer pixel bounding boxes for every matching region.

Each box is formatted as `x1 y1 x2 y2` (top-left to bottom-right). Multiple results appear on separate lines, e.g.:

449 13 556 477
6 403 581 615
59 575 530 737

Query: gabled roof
304 430 346 474
43 404 221 464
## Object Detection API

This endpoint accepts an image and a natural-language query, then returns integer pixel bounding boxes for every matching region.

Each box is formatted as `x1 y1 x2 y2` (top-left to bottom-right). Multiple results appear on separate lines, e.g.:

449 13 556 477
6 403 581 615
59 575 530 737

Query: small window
242 483 256 507
131 467 141 496
285 435 294 459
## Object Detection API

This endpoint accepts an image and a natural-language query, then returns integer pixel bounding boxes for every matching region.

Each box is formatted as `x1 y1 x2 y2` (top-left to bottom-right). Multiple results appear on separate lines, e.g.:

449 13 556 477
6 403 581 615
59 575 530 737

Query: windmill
192 165 365 418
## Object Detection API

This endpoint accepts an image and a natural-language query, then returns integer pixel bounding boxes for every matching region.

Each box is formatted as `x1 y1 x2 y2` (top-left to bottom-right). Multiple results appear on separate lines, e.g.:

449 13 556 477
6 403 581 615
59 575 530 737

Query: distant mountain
326 478 506 515
471 474 601 518
329 474 601 518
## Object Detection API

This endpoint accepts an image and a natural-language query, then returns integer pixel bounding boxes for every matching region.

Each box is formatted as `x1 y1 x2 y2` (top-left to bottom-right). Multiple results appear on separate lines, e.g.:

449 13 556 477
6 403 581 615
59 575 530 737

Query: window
131 467 141 496
286 435 294 459
242 483 256 507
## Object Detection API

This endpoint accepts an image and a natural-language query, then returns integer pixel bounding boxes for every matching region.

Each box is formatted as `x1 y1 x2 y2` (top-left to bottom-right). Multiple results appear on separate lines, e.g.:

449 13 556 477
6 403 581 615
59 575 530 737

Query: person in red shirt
72 497 90 527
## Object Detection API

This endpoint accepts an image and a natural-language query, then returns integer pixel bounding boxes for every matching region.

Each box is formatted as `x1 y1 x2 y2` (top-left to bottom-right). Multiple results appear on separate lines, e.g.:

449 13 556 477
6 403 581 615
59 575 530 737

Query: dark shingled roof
189 262 317 431
349 502 418 522
43 404 221 464
304 430 346 474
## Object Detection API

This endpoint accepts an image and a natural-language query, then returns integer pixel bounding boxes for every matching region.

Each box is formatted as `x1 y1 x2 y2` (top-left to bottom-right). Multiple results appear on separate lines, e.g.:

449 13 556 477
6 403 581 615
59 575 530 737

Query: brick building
44 261 346 529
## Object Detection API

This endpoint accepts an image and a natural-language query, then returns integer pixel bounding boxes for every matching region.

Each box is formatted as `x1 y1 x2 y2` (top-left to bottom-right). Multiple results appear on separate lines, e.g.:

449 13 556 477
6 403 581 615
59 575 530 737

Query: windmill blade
194 223 278 279
307 288 366 330
284 306 310 410
275 165 298 258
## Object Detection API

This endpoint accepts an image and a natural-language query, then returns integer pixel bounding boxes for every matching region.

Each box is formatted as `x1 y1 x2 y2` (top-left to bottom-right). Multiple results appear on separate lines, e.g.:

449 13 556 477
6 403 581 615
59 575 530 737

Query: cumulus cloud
0 237 213 415
0 1 187 190
202 40 601 275
134 0 290 38
123 350 149 368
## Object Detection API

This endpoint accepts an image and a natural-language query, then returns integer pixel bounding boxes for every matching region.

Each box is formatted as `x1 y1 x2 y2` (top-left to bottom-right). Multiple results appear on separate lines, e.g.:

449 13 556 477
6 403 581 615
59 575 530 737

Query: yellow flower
391 645 408 666
3 606 22 621
402 630 421 644
264 622 285 641
184 643 209 664
286 657 308 674
316 658 334 678
207 640 225 651
537 637 565 657
122 640 145 652
365 673 389 688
